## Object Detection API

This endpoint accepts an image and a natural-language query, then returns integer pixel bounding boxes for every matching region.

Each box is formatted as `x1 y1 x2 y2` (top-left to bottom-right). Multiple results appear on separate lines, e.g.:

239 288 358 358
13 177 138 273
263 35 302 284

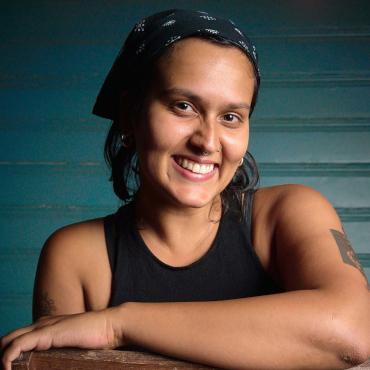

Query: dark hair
104 35 260 220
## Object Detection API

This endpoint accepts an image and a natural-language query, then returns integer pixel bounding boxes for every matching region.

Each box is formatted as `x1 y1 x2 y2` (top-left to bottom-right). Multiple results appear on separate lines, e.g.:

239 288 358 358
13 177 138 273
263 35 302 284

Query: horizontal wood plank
1 162 370 206
1 127 370 162
11 348 218 369
2 116 370 133
11 348 370 370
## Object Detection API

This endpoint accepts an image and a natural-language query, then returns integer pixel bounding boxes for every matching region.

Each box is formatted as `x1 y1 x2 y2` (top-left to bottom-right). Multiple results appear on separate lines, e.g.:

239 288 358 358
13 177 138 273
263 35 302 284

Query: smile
175 157 215 174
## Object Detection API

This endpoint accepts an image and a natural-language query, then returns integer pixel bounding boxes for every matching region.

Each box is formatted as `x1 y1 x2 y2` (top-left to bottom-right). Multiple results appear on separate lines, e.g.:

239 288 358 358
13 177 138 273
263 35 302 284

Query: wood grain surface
11 349 370 370
11 348 219 369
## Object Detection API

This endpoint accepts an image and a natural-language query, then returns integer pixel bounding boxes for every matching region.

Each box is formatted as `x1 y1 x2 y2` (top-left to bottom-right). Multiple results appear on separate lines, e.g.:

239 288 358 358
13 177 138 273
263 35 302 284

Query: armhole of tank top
103 212 118 274
244 189 270 274
245 190 282 291
244 189 255 247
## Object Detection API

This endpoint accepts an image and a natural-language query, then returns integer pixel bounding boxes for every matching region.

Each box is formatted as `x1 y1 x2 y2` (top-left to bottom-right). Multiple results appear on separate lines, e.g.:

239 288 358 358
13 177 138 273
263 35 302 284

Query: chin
169 188 218 209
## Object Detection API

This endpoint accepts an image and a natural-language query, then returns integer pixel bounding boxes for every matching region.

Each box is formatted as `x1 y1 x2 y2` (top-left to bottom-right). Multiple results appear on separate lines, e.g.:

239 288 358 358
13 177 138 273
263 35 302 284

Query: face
131 37 256 209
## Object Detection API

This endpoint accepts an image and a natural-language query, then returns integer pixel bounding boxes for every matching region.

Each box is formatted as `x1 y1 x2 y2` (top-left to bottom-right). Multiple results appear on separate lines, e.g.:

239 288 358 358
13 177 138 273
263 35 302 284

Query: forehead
152 37 255 99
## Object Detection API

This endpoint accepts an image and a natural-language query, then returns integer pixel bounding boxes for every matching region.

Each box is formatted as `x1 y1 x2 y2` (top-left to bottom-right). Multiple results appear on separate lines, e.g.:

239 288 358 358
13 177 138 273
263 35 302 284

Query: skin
130 37 254 259
1 38 370 370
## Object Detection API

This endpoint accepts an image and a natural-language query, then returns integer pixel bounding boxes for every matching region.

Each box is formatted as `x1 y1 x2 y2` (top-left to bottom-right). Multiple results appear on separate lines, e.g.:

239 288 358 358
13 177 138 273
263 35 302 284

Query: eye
222 113 242 124
171 101 196 116
173 101 192 110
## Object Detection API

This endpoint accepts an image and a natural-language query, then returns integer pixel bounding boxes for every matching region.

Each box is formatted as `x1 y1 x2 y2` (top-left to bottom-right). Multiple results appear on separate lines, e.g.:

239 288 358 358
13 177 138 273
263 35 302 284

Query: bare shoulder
251 184 338 280
34 217 111 318
253 183 335 225
252 183 342 253
258 183 340 230
251 184 311 236
254 184 369 291
41 217 108 278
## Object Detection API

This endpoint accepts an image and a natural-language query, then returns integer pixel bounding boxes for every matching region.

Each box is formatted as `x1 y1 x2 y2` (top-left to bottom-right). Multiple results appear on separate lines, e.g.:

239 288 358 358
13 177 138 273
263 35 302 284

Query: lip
173 154 219 166
172 157 218 182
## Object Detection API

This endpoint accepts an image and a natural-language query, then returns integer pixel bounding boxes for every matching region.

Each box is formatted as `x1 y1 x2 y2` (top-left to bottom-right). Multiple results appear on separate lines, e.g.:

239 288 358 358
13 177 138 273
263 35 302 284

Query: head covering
93 9 260 120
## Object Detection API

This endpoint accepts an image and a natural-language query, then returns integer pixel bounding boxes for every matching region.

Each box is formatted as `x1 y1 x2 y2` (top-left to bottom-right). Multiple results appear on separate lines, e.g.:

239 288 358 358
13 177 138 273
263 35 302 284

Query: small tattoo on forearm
34 292 57 319
330 228 369 289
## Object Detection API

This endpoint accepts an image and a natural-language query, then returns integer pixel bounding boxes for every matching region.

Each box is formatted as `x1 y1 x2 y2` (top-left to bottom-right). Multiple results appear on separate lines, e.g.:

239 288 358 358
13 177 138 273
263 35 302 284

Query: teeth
177 157 214 174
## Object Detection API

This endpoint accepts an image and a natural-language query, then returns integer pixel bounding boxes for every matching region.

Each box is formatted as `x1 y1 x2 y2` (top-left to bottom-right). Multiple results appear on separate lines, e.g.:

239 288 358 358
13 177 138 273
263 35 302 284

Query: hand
0 307 127 370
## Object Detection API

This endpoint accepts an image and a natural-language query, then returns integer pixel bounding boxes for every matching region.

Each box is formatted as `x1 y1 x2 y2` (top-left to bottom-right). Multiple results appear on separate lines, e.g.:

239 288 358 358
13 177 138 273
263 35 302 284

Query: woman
1 9 369 370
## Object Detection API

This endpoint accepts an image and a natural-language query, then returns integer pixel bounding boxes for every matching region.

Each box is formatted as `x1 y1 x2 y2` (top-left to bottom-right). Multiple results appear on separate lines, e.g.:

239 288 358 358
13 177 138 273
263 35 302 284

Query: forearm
114 290 367 370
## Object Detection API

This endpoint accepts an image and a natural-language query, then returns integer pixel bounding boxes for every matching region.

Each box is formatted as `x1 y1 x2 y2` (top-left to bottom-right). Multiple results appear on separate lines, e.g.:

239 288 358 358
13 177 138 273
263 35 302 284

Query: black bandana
93 9 260 120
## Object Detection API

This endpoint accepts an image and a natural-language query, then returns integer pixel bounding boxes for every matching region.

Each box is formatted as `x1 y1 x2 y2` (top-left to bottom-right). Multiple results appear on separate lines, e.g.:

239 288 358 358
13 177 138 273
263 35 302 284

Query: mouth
174 156 217 175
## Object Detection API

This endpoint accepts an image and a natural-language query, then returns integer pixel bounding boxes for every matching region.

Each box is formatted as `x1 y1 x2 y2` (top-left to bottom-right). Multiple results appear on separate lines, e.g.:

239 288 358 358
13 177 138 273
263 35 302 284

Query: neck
133 188 222 257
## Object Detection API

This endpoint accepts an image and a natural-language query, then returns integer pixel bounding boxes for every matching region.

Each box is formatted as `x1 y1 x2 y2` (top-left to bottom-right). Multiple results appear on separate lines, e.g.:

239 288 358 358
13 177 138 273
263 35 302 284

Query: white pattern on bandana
134 19 145 32
205 29 219 34
199 15 216 21
238 40 249 51
234 27 243 36
165 35 181 46
162 19 176 27
136 42 145 55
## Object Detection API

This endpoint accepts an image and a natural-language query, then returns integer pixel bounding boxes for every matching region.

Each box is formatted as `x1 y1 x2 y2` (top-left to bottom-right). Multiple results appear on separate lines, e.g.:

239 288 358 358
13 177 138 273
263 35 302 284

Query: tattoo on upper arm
330 228 369 288
33 292 57 320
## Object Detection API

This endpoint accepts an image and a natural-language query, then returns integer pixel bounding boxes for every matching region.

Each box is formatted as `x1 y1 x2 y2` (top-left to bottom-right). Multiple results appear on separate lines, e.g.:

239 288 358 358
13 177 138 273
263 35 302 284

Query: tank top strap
103 210 119 273
103 203 133 274
243 189 256 247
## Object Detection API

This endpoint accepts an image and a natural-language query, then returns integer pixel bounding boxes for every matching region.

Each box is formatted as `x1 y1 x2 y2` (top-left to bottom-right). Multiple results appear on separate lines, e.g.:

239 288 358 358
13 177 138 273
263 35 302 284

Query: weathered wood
348 360 370 370
11 351 32 370
12 349 218 369
11 349 370 370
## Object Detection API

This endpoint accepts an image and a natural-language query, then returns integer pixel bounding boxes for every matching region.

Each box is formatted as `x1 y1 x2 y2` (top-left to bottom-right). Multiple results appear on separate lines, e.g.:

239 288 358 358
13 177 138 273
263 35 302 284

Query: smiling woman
1 8 369 370
133 38 253 210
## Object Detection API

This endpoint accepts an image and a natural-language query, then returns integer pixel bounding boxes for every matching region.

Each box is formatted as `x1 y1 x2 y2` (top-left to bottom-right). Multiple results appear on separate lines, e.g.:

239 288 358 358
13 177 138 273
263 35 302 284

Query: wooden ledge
11 349 370 369
12 348 218 369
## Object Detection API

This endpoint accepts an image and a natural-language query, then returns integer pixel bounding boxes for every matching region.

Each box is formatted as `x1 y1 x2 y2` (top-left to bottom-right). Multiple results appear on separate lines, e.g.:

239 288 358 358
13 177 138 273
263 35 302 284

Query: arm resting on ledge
116 288 369 370
115 187 370 369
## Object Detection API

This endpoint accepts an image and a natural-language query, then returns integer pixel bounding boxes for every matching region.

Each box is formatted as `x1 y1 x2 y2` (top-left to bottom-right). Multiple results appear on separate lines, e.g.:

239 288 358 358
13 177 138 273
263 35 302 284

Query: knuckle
11 336 24 350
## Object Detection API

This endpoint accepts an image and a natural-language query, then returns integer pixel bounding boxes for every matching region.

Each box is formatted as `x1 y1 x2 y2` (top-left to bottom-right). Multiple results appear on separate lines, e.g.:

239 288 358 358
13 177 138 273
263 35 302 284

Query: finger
1 316 67 350
0 325 35 350
1 327 52 370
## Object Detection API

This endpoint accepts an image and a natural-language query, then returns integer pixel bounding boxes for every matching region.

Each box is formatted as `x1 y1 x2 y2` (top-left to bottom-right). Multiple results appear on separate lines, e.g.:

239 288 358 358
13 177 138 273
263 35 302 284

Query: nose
188 118 221 155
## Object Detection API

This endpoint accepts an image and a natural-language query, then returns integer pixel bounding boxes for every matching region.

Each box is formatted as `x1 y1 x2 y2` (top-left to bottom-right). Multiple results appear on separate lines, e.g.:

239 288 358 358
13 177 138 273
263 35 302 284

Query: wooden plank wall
1 0 369 336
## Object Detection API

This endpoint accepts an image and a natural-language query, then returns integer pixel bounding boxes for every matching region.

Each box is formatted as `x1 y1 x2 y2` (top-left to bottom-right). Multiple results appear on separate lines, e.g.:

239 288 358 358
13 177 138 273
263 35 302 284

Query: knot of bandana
93 9 260 120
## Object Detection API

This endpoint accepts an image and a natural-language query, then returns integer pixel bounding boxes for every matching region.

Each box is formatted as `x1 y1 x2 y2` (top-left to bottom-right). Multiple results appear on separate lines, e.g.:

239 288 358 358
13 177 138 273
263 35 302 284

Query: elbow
320 288 370 368
311 299 370 369
328 315 370 368
338 339 369 368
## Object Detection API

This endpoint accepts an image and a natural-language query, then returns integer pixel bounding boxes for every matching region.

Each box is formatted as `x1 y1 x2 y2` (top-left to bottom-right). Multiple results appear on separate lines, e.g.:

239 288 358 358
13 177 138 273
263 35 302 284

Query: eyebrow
159 87 251 111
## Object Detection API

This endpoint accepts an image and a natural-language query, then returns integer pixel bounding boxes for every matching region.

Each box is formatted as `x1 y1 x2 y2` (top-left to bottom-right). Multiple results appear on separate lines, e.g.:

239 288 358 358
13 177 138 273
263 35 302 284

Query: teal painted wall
1 0 369 336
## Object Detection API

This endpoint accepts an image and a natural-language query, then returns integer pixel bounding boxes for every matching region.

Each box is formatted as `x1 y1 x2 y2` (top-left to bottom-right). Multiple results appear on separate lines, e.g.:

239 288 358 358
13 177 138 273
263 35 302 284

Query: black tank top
104 190 282 307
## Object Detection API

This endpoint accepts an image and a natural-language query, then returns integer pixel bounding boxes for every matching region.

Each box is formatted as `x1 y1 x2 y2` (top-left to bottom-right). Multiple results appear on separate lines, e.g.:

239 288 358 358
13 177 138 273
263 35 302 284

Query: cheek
134 107 189 158
222 129 249 162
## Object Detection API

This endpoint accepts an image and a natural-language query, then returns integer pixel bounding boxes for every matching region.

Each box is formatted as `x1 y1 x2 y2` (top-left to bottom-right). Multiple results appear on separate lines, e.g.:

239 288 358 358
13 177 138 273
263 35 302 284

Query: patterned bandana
92 8 260 120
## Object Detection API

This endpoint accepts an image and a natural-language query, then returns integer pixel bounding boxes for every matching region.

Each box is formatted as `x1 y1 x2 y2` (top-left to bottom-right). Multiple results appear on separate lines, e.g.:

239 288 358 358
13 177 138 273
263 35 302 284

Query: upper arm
32 223 91 321
272 184 369 292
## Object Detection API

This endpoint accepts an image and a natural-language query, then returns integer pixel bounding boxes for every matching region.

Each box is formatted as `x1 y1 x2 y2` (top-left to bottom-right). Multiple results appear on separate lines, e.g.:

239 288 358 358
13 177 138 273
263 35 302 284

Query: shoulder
253 183 336 225
250 184 339 278
43 217 106 262
32 216 113 317
40 217 110 292
253 183 341 247
253 184 367 290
